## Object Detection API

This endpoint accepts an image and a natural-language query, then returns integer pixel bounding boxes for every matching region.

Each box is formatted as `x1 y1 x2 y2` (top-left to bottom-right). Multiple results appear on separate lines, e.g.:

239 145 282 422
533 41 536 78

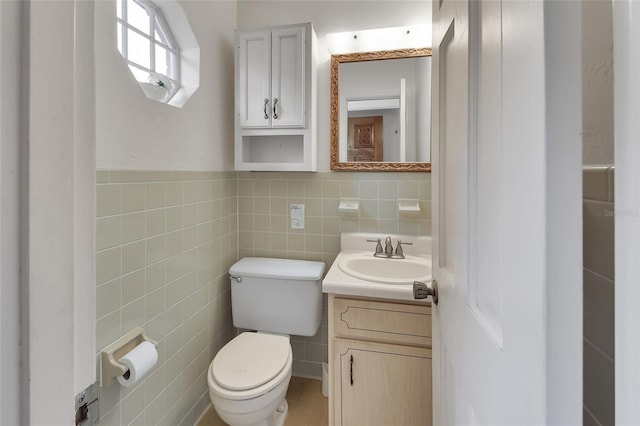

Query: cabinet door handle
350 354 354 386
263 98 269 119
273 98 279 119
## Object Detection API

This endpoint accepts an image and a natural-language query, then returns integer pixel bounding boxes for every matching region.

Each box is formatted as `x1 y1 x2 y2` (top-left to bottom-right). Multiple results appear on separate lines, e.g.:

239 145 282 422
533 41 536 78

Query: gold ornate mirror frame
330 47 432 172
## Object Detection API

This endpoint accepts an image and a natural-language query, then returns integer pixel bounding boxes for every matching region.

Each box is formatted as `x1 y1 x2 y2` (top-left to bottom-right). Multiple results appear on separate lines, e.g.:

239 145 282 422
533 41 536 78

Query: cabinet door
334 339 432 426
271 27 305 128
238 30 271 128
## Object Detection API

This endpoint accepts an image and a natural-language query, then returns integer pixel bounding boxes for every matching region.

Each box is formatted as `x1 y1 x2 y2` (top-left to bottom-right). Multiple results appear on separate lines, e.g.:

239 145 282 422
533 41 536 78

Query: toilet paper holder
100 327 157 387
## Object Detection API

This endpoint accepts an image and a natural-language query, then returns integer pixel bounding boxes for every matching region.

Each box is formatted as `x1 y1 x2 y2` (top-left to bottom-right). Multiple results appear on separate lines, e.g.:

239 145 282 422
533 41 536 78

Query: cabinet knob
263 98 269 119
273 98 279 119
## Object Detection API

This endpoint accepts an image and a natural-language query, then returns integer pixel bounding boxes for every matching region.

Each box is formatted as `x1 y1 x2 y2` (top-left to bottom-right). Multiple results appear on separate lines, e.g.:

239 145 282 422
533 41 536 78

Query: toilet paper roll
116 341 158 387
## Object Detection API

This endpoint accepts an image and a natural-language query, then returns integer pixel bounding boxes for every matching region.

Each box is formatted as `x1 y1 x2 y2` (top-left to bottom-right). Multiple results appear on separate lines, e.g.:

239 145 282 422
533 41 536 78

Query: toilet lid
212 332 290 391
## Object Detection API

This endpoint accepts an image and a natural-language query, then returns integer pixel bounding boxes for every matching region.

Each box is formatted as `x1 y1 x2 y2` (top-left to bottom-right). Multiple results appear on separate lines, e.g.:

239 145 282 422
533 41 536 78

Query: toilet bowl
207 257 325 426
208 332 293 426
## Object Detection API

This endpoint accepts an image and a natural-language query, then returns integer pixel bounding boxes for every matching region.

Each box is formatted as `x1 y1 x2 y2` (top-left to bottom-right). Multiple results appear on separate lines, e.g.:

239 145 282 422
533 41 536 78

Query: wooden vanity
328 294 432 426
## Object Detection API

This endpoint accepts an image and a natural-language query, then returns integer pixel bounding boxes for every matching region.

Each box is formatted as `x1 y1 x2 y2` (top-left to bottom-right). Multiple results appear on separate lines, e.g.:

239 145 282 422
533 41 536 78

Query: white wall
341 58 418 162
25 0 97 423
95 0 237 171
97 0 430 172
0 1 22 424
582 0 613 166
416 56 431 162
341 58 418 98
238 0 431 171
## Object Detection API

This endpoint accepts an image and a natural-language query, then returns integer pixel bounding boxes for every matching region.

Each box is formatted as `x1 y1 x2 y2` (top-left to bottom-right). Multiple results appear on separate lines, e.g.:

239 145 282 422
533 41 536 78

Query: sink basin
338 253 431 285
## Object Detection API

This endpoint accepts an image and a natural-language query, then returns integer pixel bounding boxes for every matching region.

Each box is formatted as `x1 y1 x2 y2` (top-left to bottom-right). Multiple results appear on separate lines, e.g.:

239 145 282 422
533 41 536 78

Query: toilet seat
210 332 292 401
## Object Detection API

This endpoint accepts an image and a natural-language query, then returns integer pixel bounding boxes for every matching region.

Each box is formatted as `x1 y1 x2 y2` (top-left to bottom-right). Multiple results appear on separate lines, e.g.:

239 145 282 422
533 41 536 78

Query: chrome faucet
384 236 394 255
366 236 412 259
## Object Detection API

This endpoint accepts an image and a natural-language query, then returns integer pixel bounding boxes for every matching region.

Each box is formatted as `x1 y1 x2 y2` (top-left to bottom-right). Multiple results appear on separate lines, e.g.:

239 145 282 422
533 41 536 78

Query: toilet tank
229 257 325 336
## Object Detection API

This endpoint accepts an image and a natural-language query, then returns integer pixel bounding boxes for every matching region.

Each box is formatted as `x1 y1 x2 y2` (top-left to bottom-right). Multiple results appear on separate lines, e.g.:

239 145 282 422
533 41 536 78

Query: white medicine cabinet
234 23 317 171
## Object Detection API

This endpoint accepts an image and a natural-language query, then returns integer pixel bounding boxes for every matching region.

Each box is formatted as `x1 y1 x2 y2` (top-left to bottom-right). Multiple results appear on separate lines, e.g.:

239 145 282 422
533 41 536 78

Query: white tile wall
582 166 614 425
96 170 238 426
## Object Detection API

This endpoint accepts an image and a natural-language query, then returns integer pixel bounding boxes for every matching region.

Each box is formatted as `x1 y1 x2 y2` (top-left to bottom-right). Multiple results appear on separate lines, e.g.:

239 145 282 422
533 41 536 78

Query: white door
614 0 640 422
271 27 305 128
431 0 582 423
237 29 271 128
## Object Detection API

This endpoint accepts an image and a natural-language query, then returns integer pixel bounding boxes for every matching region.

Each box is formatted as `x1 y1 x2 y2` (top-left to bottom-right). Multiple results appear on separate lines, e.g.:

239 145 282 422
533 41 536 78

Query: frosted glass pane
153 16 172 46
127 29 150 69
155 45 169 75
154 26 167 45
116 0 123 19
129 66 150 83
127 0 150 35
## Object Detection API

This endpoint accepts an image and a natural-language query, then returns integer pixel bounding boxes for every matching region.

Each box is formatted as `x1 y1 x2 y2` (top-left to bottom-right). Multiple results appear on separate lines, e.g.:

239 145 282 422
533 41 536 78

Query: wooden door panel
334 339 432 426
333 297 432 347
347 116 383 162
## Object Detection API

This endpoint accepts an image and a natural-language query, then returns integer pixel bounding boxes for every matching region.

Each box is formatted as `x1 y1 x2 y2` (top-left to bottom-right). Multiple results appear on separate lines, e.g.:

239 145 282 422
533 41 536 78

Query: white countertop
323 233 432 302
322 249 432 302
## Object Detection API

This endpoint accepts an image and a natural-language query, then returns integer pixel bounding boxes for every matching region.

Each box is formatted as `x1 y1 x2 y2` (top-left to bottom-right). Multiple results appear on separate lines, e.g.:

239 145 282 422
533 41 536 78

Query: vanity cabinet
234 23 317 171
329 296 432 426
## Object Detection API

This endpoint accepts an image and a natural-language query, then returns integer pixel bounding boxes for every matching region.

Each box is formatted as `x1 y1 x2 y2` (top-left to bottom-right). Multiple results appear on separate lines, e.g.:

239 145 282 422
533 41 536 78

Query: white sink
338 253 431 285
322 233 432 301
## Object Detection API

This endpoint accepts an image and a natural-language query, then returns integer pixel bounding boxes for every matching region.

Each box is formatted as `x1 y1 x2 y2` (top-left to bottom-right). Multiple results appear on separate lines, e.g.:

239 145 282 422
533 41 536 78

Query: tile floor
197 377 328 426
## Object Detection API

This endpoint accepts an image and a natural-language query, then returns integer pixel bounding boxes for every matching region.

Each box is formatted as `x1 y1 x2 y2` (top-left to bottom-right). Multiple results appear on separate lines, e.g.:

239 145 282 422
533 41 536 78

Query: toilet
207 257 325 426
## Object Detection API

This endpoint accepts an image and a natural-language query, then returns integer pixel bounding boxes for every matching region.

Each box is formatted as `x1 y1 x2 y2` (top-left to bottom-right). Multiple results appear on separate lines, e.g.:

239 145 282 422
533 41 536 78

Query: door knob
413 279 438 305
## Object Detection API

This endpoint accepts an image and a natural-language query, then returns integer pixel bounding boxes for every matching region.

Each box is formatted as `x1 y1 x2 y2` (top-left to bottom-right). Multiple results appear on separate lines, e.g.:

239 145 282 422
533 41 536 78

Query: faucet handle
395 240 413 257
366 238 383 254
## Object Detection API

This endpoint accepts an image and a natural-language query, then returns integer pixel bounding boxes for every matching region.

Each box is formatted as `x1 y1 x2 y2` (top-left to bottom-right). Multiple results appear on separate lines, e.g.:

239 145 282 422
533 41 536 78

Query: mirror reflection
331 48 432 172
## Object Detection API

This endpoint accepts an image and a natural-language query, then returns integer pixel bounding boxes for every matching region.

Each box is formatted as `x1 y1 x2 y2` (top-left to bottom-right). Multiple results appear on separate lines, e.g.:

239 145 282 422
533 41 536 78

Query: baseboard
193 402 213 426
292 373 322 380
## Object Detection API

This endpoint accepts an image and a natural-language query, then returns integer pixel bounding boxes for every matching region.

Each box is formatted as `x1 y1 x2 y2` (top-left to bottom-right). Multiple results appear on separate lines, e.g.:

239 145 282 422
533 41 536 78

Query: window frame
116 0 180 102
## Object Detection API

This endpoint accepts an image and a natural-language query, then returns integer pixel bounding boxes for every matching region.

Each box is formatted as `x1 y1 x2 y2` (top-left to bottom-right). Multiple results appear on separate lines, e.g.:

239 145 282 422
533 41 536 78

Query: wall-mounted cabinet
235 23 317 171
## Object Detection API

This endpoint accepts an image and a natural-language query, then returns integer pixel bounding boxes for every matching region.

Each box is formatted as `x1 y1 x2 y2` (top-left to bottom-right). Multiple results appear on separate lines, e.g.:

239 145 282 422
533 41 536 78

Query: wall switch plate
290 204 305 229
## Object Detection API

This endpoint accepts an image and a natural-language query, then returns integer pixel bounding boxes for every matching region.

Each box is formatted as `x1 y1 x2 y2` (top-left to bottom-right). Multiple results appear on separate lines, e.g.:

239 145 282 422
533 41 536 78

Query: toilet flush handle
230 275 242 284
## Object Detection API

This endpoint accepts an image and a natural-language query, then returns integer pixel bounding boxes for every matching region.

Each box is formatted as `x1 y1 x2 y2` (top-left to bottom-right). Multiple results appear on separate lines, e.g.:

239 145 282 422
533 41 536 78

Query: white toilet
207 257 325 426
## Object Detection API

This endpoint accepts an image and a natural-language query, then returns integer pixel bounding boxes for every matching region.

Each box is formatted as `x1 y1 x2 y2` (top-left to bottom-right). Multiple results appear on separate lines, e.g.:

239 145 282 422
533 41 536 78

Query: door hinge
75 382 99 425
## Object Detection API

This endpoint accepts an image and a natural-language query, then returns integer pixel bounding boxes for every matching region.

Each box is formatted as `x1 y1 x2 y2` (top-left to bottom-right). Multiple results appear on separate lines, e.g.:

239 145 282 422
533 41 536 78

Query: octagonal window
116 0 199 106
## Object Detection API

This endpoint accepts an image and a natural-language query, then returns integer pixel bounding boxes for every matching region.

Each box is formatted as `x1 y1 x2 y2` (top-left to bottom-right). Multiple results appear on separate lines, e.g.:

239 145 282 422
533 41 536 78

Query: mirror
330 48 432 171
